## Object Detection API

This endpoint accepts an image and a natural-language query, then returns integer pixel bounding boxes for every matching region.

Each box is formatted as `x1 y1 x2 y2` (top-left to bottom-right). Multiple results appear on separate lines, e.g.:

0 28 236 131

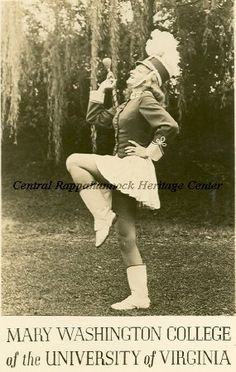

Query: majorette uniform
86 89 179 209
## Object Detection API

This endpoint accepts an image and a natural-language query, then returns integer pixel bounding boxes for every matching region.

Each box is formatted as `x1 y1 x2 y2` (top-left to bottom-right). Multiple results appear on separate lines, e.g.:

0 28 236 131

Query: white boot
100 188 112 209
111 265 150 310
80 188 116 247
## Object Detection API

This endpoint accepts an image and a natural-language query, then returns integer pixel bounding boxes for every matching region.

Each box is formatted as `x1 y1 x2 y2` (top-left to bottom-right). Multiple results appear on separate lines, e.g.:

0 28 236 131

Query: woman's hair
143 72 165 106
123 70 166 106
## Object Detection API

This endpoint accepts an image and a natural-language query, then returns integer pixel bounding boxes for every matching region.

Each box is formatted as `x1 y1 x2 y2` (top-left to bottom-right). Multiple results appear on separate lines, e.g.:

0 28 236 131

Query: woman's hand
125 140 148 159
98 77 116 93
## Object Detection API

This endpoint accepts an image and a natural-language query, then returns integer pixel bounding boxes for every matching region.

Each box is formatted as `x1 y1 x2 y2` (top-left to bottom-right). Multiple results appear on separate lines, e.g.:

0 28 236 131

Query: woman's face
126 64 151 89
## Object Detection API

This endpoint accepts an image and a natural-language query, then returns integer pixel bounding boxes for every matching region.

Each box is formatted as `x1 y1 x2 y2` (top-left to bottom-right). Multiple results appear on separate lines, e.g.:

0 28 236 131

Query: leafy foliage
1 0 234 167
1 1 26 143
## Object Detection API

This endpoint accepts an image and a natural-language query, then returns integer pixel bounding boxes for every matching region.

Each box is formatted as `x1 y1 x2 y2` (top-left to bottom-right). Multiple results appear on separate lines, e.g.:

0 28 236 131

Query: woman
66 55 179 310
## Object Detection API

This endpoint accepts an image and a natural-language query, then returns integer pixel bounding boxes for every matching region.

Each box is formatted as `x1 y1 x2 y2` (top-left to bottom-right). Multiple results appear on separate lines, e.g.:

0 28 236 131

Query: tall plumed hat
137 30 180 86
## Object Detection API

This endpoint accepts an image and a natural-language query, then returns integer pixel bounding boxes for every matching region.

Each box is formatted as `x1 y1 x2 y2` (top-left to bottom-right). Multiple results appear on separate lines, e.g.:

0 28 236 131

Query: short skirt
93 154 160 210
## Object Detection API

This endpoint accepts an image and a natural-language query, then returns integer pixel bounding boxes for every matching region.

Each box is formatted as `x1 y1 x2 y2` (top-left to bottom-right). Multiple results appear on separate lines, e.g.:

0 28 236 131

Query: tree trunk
109 0 119 78
89 0 103 152
46 3 66 165
1 1 25 144
130 0 154 63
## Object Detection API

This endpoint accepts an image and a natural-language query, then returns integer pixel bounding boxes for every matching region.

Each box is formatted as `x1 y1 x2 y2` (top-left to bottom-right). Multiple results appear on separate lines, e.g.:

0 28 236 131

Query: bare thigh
67 153 109 184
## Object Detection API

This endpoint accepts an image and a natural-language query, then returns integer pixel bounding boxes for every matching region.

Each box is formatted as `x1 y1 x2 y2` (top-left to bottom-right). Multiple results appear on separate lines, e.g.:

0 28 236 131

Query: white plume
145 29 180 77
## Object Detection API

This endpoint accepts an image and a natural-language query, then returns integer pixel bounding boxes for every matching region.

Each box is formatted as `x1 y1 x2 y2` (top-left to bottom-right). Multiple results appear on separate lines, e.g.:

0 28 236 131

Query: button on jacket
86 90 179 159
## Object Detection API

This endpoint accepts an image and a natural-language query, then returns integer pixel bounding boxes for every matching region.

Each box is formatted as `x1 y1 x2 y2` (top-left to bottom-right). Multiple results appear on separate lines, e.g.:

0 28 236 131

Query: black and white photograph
1 0 235 361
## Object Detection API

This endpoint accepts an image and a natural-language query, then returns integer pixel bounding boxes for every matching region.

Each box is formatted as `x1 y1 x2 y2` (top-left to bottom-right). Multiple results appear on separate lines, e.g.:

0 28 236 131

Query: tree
1 0 233 167
154 0 233 121
1 1 26 144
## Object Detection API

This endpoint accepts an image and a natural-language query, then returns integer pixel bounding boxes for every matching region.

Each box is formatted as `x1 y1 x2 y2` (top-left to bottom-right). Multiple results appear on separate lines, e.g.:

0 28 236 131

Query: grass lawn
1 166 235 316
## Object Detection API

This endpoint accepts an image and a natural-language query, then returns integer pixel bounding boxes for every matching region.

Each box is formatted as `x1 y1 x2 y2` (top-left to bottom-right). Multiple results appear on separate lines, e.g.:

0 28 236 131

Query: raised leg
66 153 109 186
66 153 115 247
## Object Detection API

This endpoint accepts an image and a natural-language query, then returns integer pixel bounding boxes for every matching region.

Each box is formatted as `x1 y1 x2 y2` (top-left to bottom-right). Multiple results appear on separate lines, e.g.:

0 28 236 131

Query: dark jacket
86 90 179 159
